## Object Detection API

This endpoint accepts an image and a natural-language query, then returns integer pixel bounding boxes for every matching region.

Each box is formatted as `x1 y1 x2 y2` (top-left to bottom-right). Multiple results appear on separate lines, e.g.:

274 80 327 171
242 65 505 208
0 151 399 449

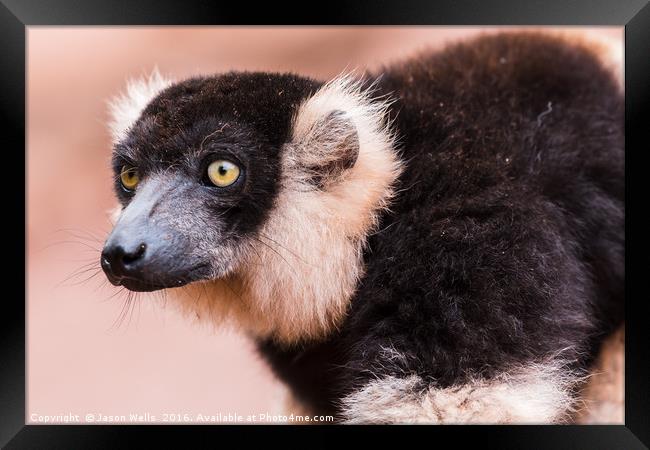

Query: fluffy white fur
107 68 173 144
173 75 403 344
340 360 583 424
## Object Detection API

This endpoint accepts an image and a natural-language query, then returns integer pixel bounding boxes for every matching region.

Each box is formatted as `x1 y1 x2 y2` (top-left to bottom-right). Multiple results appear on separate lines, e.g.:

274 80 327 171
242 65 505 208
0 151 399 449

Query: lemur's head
102 70 402 344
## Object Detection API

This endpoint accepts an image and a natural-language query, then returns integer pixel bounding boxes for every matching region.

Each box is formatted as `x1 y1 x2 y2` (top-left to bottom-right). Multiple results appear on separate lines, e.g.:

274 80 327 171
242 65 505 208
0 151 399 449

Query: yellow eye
207 160 241 187
120 165 140 191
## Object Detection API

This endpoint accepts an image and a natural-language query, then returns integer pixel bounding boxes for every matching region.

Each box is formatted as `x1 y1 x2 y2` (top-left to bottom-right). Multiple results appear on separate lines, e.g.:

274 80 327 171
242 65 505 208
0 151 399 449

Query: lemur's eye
207 160 240 187
120 165 140 191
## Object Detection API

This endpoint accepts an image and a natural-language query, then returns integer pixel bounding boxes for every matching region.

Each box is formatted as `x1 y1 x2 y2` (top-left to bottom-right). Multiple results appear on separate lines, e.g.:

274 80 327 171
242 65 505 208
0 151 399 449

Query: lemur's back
259 32 624 420
374 31 624 341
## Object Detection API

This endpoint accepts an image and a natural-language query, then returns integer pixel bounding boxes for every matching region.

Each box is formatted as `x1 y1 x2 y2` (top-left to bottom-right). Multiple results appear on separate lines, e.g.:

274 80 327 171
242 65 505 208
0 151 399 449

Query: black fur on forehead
113 72 321 171
138 71 321 147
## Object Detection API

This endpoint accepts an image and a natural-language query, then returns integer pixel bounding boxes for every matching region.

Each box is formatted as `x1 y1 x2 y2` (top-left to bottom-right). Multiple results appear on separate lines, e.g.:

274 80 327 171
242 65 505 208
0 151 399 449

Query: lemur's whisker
38 239 102 254
108 289 132 332
256 232 312 266
100 285 128 304
52 227 105 241
249 235 299 277
243 241 264 266
59 269 103 288
56 263 102 287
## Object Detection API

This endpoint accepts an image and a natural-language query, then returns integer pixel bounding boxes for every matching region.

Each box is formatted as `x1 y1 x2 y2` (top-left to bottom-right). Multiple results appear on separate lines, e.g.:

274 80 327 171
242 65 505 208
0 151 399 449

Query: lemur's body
103 32 624 423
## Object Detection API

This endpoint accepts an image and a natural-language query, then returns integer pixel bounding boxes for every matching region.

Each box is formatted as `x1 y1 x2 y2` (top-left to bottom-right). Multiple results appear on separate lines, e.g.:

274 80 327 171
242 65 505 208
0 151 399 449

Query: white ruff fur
107 68 174 144
173 75 403 344
340 361 582 424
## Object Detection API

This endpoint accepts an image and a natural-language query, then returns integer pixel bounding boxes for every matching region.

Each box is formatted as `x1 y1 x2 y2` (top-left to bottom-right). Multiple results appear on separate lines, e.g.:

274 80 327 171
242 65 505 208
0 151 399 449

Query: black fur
257 33 624 418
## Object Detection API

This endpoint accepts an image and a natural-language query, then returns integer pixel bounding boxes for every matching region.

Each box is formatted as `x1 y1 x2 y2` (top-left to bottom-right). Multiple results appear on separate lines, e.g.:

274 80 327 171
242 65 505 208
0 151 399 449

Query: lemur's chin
118 278 170 292
117 276 205 293
105 264 214 293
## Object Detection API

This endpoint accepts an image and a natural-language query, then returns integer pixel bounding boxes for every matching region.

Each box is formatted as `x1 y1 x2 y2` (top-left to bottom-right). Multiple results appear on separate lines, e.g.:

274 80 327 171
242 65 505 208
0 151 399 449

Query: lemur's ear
286 74 399 190
293 109 359 188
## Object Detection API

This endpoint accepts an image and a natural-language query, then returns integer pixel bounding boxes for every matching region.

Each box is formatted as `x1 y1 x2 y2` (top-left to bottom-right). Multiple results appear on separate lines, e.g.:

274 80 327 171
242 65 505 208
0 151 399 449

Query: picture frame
4 0 648 447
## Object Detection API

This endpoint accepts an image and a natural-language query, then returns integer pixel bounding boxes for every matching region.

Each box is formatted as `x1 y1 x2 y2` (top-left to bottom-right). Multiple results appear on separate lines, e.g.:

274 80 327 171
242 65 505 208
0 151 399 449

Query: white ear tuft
291 72 397 152
107 67 174 144
287 72 401 189
291 109 360 188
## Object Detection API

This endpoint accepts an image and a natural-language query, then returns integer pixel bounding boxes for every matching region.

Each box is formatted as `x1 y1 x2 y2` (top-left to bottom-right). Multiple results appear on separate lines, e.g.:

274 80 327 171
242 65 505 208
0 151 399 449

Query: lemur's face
102 73 319 291
102 70 401 342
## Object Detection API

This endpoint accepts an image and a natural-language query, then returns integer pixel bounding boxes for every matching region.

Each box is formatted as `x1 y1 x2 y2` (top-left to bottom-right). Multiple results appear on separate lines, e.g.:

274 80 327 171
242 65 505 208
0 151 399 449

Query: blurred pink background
27 26 622 424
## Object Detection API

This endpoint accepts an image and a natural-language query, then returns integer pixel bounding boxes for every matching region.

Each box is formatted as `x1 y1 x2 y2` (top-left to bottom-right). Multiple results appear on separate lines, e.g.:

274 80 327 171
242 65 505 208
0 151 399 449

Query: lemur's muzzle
101 176 211 292
101 227 160 292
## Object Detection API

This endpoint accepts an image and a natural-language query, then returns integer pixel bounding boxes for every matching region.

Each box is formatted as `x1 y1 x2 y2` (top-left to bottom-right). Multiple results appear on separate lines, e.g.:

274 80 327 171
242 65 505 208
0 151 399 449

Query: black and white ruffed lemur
101 31 624 423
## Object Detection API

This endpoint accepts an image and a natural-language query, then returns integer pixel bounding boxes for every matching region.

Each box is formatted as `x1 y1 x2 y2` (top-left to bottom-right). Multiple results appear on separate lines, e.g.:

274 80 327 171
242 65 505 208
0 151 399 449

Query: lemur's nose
101 242 147 279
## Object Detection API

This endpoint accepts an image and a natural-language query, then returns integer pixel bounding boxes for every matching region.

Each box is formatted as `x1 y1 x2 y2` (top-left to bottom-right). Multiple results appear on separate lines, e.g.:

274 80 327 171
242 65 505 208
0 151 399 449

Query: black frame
5 0 649 448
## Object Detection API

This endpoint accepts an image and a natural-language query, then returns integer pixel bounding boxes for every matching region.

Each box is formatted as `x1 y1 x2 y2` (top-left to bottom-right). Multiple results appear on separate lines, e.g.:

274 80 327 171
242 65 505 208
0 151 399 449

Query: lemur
101 31 624 424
